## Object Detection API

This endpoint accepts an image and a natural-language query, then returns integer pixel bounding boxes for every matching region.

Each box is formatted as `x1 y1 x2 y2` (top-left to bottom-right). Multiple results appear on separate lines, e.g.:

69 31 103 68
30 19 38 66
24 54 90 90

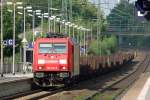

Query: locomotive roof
36 32 78 45
44 32 67 38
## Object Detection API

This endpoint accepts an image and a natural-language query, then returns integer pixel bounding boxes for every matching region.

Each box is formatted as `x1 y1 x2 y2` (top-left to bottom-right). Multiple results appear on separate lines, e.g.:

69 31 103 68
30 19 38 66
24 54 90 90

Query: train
33 33 80 87
32 33 134 87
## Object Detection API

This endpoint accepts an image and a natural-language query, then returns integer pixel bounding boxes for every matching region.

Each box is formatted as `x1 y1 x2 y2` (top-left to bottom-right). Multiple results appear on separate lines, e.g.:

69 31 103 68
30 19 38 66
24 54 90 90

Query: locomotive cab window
53 43 66 53
39 43 53 53
39 43 66 54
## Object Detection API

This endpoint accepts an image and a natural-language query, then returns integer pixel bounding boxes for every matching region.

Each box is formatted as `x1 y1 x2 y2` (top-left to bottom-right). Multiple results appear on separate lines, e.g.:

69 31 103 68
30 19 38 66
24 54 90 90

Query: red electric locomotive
33 33 80 87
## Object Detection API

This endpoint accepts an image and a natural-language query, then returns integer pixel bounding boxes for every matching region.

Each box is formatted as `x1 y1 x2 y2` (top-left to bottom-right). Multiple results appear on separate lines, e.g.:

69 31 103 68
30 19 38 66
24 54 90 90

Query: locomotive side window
39 43 66 54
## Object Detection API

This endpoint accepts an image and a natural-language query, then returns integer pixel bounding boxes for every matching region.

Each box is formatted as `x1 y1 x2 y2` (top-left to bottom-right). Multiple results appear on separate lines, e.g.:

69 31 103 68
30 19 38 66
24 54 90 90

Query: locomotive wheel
64 78 72 87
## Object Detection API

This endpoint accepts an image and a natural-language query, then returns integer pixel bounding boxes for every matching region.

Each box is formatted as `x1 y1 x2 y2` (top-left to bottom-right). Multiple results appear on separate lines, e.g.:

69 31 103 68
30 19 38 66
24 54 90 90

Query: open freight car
33 33 80 87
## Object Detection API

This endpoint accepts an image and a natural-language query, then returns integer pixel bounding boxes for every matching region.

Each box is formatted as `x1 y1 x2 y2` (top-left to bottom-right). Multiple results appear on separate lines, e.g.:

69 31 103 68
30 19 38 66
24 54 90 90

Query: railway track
1 86 66 100
1 89 42 100
0 52 138 100
88 52 150 100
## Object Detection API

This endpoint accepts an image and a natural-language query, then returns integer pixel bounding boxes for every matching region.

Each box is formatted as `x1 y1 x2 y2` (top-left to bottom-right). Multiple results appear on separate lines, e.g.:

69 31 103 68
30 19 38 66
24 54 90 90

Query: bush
88 35 118 56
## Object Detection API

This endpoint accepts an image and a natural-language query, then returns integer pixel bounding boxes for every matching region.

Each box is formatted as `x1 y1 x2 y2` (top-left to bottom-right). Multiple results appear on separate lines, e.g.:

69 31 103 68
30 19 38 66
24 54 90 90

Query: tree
88 35 118 56
107 0 150 47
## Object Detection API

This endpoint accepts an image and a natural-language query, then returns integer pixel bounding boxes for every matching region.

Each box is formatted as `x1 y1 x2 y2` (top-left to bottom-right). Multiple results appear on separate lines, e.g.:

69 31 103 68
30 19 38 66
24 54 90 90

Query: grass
73 96 84 100
92 93 115 100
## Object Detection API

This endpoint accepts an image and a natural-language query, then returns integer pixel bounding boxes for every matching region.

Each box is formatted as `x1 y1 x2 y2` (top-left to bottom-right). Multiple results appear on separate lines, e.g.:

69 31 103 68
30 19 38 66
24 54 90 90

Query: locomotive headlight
62 66 66 70
39 66 42 70
59 59 67 64
38 59 45 64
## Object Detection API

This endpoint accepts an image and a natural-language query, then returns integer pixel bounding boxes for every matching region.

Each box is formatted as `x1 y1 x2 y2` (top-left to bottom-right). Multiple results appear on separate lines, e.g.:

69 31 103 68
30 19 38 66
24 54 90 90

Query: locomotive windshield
39 43 66 54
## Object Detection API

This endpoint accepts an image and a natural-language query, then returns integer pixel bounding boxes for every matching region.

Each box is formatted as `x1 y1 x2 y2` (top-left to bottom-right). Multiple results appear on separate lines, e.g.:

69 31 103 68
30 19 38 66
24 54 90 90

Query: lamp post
27 9 38 42
64 22 67 34
37 15 43 35
7 1 22 75
41 14 44 35
80 27 88 56
64 22 71 37
55 18 60 33
69 24 74 38
48 0 50 32
67 22 71 37
77 26 82 44
83 28 86 56
49 16 54 32
85 28 90 56
18 6 32 74
90 26 93 41
97 0 101 55
51 16 56 32
60 20 66 33
23 7 27 74
32 11 35 41
71 23 75 38
73 25 78 41
0 0 3 77
38 12 49 35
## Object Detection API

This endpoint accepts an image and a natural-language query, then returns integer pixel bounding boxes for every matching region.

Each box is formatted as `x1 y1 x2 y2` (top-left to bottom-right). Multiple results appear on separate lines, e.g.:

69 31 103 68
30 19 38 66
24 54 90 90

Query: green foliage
88 35 118 56
1 0 106 57
92 93 114 100
0 6 22 57
107 1 150 48
73 96 84 100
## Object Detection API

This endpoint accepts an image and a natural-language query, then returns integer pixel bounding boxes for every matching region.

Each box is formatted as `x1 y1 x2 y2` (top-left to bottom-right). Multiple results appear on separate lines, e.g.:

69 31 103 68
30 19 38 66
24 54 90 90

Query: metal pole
48 0 50 32
77 28 80 43
97 0 101 55
84 30 86 55
69 26 71 37
64 24 67 34
65 0 68 20
41 14 44 35
86 30 88 56
12 2 16 75
54 19 55 32
80 30 82 56
69 0 72 21
0 0 3 77
62 0 68 20
91 27 92 41
50 0 52 31
23 8 26 43
60 23 62 33
23 8 26 74
73 27 75 39
49 17 51 32
77 28 81 44
80 30 82 46
32 11 35 42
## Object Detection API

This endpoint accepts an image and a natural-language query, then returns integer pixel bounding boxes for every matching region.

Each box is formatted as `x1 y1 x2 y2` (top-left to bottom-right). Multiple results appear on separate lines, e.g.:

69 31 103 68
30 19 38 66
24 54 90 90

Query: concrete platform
0 73 33 78
121 73 150 100
0 73 33 98
0 73 33 83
